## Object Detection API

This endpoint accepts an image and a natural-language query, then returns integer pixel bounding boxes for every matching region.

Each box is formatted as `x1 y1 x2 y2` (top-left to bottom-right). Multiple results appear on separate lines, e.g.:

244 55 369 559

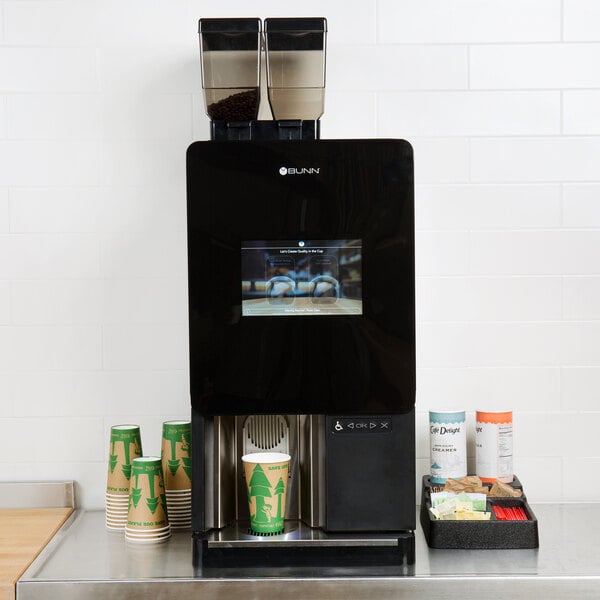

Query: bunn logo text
279 166 320 176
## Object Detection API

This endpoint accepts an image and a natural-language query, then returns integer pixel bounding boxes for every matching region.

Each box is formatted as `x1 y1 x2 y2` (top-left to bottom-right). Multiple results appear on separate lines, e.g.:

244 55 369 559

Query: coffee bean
207 89 259 121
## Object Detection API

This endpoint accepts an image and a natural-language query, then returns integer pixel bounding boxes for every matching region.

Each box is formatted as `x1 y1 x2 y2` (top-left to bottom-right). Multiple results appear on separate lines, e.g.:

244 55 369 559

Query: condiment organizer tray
420 475 539 549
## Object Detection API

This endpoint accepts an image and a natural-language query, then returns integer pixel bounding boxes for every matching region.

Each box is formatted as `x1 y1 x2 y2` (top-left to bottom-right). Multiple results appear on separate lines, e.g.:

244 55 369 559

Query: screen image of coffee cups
240 246 303 301
334 245 362 301
241 240 362 302
310 254 338 279
310 275 339 303
240 247 285 300
267 277 296 304
309 255 338 303
266 256 295 279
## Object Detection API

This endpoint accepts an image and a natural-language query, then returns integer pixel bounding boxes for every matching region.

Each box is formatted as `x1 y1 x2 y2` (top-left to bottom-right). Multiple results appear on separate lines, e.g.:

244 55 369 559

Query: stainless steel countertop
17 505 600 599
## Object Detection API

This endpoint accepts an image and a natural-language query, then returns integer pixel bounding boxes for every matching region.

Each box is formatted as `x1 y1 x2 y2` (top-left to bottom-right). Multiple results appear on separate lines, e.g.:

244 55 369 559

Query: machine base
193 520 415 568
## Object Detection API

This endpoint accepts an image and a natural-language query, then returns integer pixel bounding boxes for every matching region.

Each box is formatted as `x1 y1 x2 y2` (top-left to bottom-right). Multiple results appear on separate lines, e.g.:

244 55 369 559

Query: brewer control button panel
331 417 392 434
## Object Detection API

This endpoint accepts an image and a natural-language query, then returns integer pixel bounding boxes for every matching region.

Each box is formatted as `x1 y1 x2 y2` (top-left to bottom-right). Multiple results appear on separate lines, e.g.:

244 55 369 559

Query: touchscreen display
241 240 362 316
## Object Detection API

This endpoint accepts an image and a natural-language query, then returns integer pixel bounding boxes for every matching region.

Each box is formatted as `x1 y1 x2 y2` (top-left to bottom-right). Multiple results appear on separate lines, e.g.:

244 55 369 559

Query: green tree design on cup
127 457 169 531
274 477 285 520
161 421 192 490
145 468 160 515
120 436 140 481
248 464 272 524
242 452 290 534
180 430 192 482
130 470 142 508
106 425 142 495
109 440 118 474
164 428 183 477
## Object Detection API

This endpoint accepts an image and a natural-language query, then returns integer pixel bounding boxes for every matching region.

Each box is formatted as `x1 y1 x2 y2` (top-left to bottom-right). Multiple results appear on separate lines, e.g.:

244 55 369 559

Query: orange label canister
475 410 513 483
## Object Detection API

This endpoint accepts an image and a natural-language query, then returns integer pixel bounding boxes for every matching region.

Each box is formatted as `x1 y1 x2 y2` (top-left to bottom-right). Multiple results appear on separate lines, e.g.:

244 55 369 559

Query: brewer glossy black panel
186 139 414 415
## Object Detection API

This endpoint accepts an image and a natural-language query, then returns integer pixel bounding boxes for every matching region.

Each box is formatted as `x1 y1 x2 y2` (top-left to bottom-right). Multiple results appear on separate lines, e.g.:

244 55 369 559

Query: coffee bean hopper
189 17 416 569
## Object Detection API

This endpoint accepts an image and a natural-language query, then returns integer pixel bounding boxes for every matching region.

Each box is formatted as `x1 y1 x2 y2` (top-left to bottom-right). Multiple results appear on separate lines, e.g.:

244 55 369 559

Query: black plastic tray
420 475 539 549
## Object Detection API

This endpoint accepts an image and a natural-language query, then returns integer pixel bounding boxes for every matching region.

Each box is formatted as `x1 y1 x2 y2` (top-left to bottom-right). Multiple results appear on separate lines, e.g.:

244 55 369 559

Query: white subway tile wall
0 189 8 233
0 0 598 508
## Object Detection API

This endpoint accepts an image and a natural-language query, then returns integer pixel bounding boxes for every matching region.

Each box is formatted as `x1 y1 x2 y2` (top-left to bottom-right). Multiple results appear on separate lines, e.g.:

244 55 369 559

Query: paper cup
106 496 129 504
161 421 192 491
125 524 171 543
164 496 190 504
106 492 130 500
106 425 142 495
106 512 126 520
165 494 191 502
125 534 170 544
165 488 192 495
242 452 290 535
126 456 169 533
126 524 171 535
167 512 191 520
106 507 128 516
166 500 190 508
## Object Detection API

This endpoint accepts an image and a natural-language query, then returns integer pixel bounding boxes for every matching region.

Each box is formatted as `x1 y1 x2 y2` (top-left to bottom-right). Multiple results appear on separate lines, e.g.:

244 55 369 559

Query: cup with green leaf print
106 425 143 495
125 456 170 543
161 421 192 530
161 421 191 491
242 452 290 535
105 424 142 530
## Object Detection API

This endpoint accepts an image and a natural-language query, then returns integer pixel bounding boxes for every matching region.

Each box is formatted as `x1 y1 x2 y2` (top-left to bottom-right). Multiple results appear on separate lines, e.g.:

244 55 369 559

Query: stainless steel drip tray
196 520 415 567
207 520 406 547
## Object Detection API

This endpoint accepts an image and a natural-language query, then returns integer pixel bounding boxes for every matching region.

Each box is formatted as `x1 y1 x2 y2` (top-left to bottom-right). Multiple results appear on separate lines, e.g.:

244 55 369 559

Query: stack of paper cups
125 456 171 543
105 424 142 530
161 420 192 530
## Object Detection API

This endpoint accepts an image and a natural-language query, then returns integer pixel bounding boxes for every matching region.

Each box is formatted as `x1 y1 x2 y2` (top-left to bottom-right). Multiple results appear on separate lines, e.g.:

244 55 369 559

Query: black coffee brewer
188 17 415 567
